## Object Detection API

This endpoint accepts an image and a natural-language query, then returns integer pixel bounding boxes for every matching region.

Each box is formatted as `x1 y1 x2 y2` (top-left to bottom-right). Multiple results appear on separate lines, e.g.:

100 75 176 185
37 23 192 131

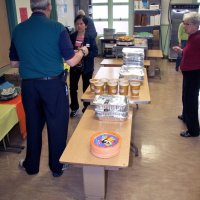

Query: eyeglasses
183 21 193 26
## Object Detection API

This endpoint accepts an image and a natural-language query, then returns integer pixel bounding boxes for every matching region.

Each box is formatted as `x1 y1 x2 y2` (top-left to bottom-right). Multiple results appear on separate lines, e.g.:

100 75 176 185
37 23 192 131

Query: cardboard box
141 14 148 26
153 30 160 48
134 14 148 26
134 14 142 26
154 14 161 25
149 4 159 10
150 15 155 26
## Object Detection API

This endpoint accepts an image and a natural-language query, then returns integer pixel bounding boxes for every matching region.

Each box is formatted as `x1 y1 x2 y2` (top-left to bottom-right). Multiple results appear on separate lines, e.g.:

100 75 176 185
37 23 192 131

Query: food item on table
116 36 134 42
90 131 121 158
1 87 16 96
0 87 18 100
92 95 129 121
119 66 144 82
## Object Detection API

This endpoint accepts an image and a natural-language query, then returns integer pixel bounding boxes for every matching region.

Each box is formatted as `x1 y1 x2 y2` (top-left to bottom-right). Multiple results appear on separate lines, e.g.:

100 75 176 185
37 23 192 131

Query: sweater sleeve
59 29 75 60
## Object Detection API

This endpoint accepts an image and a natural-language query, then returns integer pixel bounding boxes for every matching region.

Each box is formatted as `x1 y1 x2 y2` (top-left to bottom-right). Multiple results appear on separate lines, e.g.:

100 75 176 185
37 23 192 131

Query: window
113 0 128 2
95 21 109 35
92 5 108 19
113 5 129 19
113 4 129 34
92 0 130 35
113 21 128 33
92 0 108 3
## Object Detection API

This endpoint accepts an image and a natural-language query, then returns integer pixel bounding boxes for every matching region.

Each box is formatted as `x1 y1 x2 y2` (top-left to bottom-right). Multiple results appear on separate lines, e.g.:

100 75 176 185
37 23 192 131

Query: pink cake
90 131 121 158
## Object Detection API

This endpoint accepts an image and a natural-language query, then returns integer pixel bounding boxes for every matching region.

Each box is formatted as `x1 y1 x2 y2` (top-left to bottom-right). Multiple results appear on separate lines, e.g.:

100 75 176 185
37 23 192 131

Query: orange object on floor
0 95 27 139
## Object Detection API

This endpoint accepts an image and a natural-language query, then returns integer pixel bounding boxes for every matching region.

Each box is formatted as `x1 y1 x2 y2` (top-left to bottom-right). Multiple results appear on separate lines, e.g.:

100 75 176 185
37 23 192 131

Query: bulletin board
0 0 11 69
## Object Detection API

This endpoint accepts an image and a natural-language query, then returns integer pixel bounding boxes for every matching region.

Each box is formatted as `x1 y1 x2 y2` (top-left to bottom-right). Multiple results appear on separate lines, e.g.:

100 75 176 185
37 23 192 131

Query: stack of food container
119 48 144 82
92 95 129 121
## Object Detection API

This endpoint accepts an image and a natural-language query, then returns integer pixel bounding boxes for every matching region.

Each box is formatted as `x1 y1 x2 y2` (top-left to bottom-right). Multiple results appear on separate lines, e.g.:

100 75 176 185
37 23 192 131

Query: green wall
160 24 170 57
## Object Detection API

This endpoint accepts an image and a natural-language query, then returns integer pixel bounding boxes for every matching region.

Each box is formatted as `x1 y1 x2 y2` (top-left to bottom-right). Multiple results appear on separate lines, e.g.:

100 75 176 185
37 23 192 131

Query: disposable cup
101 78 108 94
119 79 129 96
130 81 140 97
89 79 98 93
94 80 104 95
108 79 118 95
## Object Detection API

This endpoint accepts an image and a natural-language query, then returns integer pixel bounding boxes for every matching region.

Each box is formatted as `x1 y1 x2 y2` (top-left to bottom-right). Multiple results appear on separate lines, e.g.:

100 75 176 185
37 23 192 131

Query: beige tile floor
0 58 200 200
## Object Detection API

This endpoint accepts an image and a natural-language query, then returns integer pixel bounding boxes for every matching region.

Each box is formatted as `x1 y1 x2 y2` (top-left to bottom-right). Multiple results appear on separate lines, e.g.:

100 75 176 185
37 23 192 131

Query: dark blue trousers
181 72 186 120
21 77 69 175
69 67 93 110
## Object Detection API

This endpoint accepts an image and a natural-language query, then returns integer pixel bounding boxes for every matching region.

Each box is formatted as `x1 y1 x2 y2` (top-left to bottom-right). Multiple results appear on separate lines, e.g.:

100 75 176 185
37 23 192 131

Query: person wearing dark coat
69 15 98 117
77 9 97 39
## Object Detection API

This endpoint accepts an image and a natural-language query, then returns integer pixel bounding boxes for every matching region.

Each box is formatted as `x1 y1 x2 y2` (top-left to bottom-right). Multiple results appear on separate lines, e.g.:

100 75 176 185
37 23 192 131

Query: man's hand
80 46 89 57
66 46 89 67
10 61 19 67
172 46 182 54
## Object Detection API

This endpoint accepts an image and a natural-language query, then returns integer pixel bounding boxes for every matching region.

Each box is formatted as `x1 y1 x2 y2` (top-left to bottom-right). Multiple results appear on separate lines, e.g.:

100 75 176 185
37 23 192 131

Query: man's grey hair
183 12 200 27
77 9 85 16
30 0 50 12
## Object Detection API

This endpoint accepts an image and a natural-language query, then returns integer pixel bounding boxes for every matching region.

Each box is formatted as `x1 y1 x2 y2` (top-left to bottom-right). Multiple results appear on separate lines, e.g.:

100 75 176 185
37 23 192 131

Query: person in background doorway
9 0 88 177
173 12 200 137
69 14 98 117
175 18 189 123
175 22 188 71
77 9 97 39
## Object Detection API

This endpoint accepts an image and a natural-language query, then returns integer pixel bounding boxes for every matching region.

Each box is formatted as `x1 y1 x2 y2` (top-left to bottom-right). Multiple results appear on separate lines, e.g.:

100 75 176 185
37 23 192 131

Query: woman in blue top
69 15 98 117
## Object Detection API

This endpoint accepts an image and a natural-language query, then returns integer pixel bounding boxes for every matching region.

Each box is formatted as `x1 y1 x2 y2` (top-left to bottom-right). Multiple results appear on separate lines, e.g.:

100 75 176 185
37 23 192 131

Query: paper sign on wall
19 7 28 22
57 3 67 17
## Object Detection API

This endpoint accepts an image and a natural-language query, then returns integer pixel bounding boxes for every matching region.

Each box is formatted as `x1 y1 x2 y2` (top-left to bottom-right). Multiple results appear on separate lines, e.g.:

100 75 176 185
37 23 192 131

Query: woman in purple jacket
173 12 200 137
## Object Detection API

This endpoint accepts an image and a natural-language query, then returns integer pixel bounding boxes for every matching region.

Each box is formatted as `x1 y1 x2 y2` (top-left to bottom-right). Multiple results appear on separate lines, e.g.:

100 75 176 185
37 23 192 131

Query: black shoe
180 130 199 137
82 107 86 113
52 171 63 177
52 164 70 177
19 159 38 175
180 131 191 137
178 115 184 121
70 109 79 117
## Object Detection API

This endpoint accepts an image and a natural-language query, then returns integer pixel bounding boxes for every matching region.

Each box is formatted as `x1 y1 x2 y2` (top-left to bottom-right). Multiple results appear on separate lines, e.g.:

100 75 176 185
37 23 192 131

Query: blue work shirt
9 12 75 79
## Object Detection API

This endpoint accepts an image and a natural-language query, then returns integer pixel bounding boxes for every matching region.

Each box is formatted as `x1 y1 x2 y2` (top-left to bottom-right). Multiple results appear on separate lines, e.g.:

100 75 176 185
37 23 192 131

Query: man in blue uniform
9 0 88 177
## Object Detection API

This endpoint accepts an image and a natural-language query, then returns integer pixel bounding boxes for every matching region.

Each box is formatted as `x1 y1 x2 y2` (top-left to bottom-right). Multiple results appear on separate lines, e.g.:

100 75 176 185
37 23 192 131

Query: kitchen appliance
168 3 199 61
112 38 148 58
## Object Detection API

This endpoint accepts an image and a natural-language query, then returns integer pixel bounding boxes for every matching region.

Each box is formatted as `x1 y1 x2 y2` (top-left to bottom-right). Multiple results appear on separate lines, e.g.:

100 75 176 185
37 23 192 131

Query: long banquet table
60 106 133 200
100 58 150 67
60 66 151 199
81 67 151 105
0 95 26 139
0 104 18 142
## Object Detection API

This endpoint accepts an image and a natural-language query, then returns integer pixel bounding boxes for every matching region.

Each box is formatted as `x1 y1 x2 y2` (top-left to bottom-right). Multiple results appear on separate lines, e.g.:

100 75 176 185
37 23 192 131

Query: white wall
15 0 74 27
15 0 32 23
14 0 194 26
56 0 74 27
